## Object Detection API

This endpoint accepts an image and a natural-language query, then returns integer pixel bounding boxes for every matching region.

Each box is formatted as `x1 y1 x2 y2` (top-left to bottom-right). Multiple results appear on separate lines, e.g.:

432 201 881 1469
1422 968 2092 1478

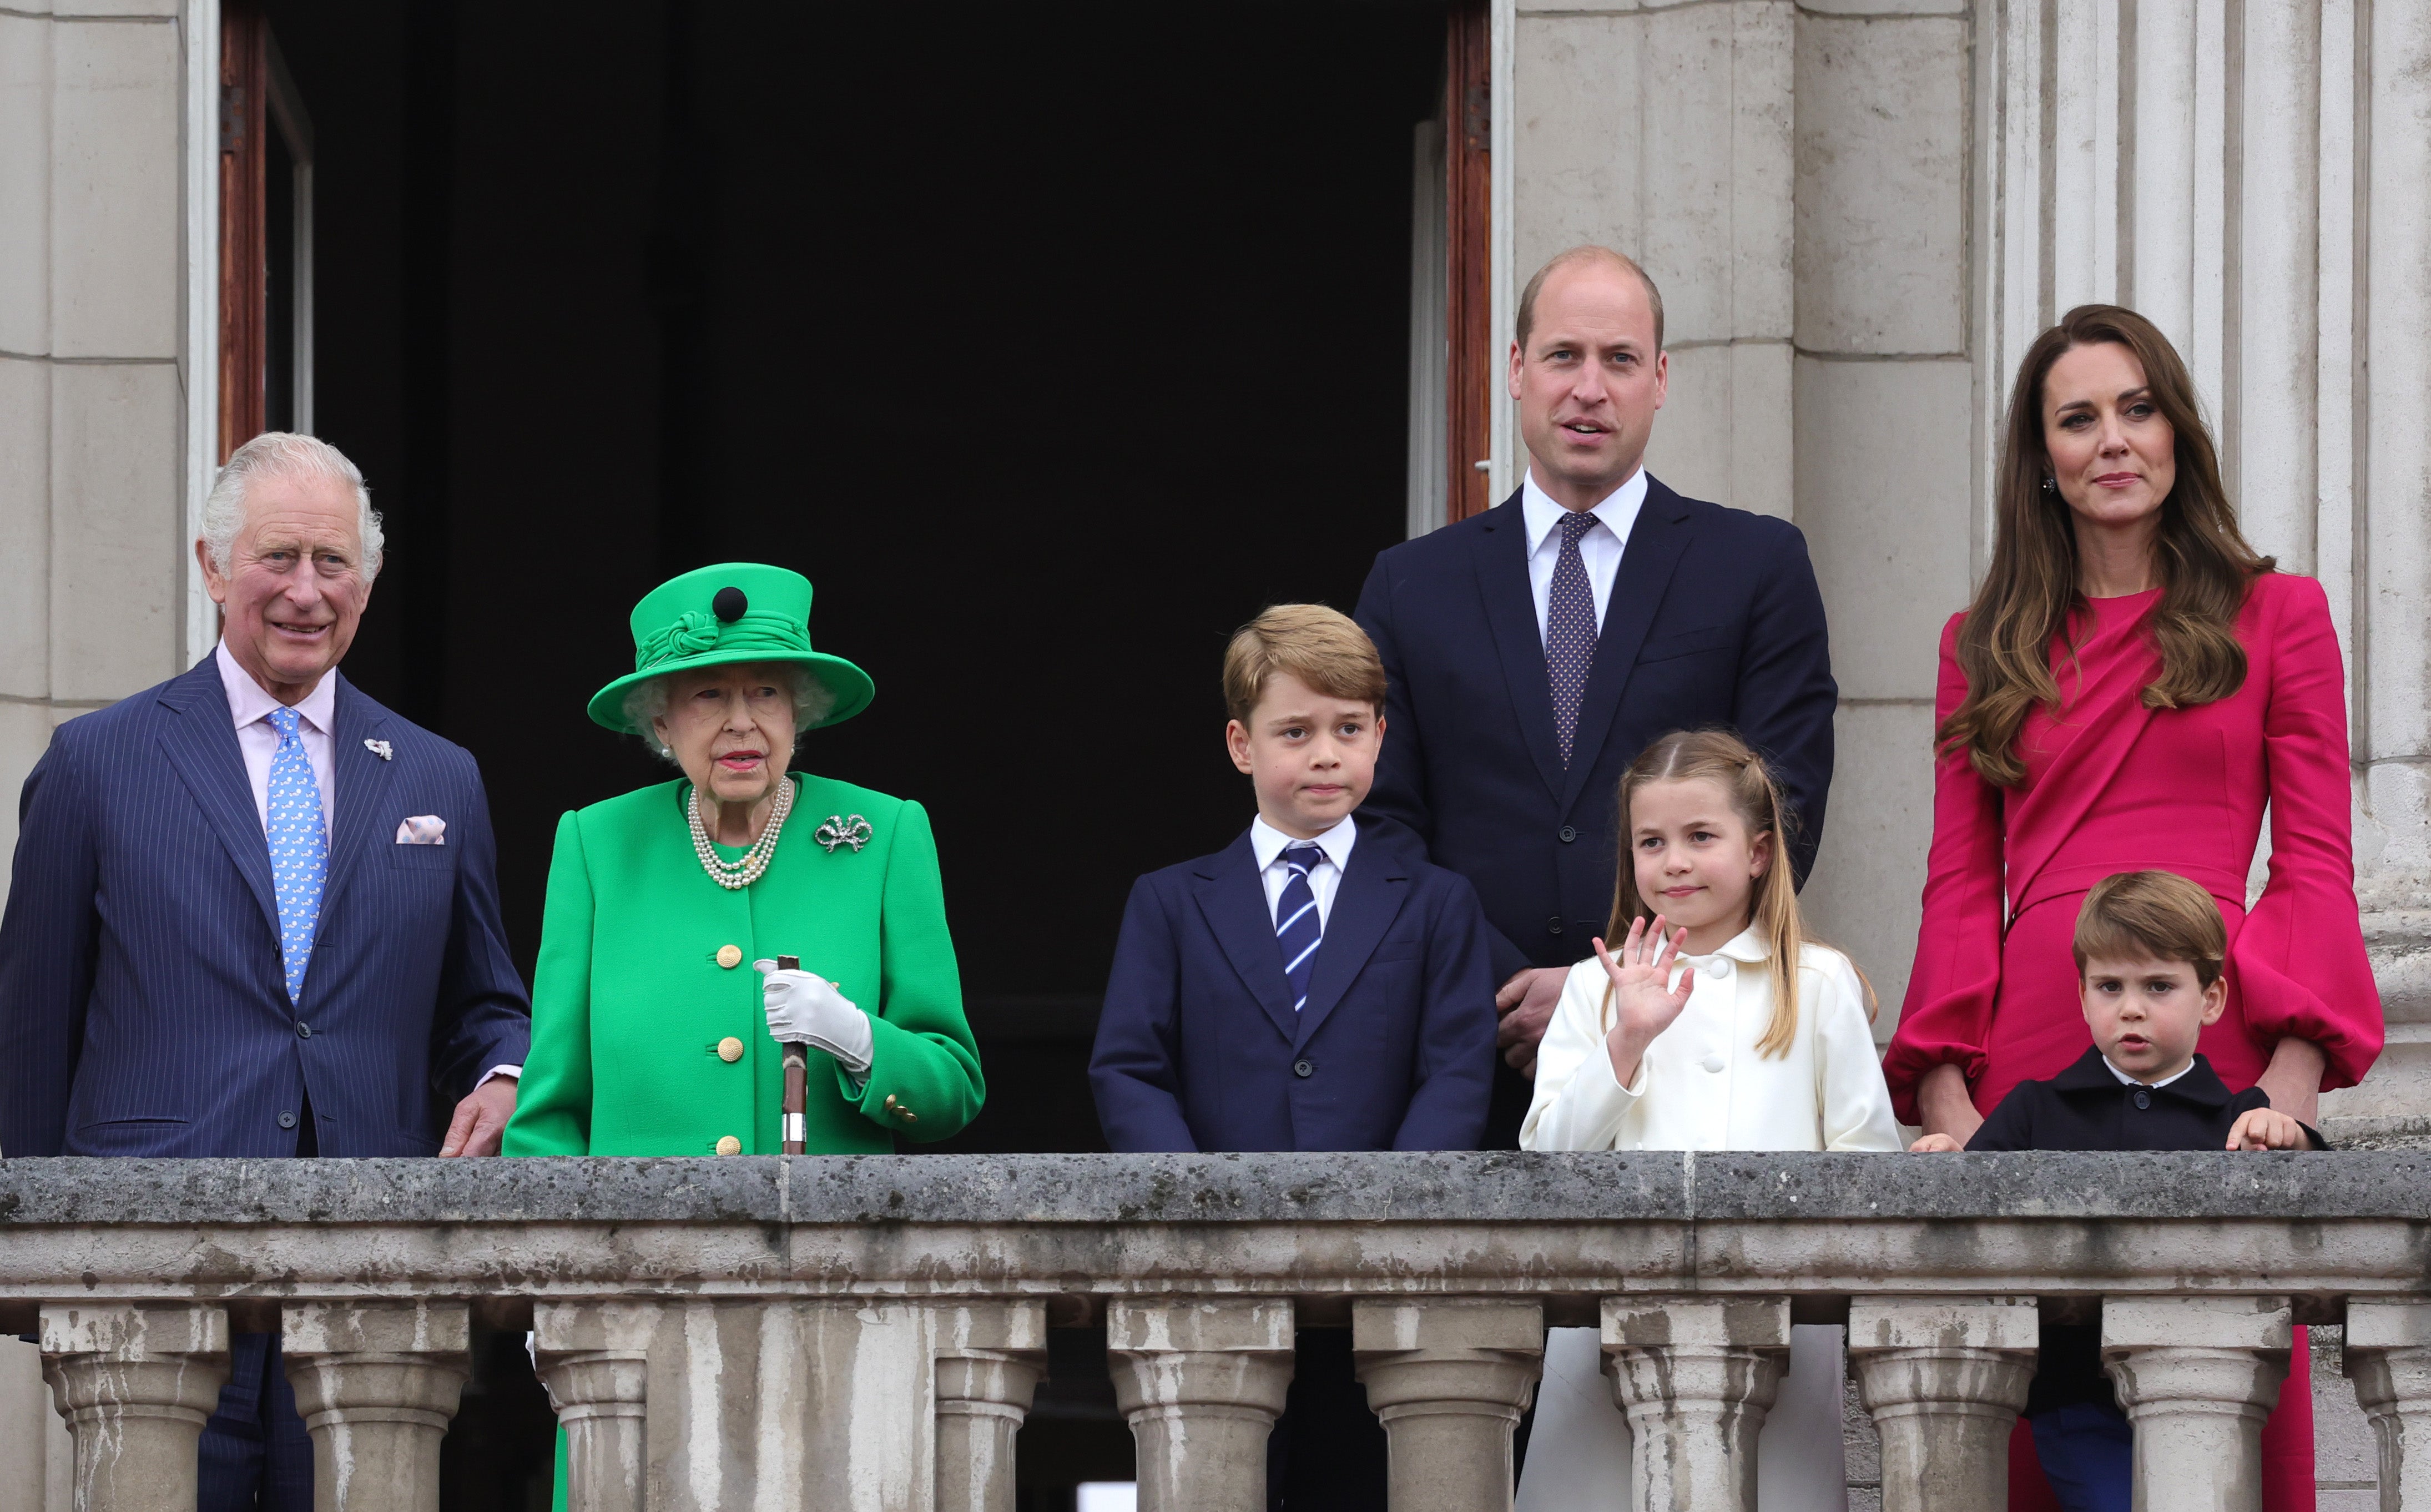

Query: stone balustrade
2 1150 2428 1511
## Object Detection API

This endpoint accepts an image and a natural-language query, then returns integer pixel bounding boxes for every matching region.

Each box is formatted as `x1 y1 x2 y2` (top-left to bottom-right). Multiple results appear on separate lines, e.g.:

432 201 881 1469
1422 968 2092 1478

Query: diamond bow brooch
364 739 394 762
814 814 874 853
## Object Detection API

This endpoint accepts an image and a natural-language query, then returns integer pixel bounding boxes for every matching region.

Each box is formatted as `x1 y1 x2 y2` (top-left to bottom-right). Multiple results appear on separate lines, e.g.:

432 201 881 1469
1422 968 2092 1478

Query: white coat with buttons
1518 926 1900 1154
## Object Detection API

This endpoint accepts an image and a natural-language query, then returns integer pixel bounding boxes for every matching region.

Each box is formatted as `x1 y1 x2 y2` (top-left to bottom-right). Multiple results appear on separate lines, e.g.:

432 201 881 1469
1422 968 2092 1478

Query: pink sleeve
2231 576 2383 1090
1881 614 2009 1123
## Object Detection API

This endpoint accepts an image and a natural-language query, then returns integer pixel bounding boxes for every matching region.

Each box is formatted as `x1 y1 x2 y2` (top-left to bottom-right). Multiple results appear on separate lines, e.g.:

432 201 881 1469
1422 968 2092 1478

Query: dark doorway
264 2 1441 1503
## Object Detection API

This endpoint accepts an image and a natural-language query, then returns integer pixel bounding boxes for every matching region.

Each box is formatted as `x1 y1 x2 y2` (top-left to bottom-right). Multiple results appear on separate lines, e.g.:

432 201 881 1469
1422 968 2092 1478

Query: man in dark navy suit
1355 246 1837 1148
0 432 531 1510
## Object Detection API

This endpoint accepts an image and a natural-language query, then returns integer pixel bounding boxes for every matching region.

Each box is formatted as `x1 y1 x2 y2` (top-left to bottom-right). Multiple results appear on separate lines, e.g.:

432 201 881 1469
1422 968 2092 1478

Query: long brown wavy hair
1938 305 2274 787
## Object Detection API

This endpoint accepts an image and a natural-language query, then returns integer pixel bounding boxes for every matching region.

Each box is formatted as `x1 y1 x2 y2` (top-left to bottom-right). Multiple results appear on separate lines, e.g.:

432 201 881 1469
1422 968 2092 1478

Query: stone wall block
1107 1298 1294 1512
2102 1297 2291 1512
1511 14 1641 278
0 12 51 358
1351 1299 1544 1512
1637 3 1793 344
1641 340 1792 521
933 1301 1048 1512
1604 1296 1791 1512
46 15 178 359
37 1302 229 1512
48 361 178 701
1847 1299 2036 1512
284 1301 472 1512
535 1302 658 1512
0 354 49 698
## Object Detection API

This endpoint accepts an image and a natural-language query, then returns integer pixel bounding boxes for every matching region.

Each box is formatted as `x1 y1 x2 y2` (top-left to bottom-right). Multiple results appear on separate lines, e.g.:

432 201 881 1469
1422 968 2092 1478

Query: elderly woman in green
505 563 981 1159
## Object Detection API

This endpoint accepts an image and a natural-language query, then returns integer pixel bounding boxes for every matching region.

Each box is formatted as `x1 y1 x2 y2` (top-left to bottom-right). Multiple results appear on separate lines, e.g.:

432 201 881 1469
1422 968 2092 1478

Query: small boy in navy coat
1090 603 1498 1509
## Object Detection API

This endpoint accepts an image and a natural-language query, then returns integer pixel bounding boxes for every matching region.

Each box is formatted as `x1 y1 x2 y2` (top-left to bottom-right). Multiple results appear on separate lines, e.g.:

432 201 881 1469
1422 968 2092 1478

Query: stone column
2102 1297 2291 1512
1349 1299 1542 1512
1603 1296 1791 1512
1847 1297 2037 1512
2345 1301 2431 1510
1106 1298 1293 1512
933 1301 1048 1512
534 1301 657 1512
37 1302 230 1512
283 1301 471 1512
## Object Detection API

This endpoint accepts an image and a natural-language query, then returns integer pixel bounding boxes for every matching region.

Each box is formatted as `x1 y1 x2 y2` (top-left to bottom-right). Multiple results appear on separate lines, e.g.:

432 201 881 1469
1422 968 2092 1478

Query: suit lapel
313 675 389 925
1294 833 1411 1051
1560 478 1697 812
1471 493 1565 803
154 659 283 946
1191 834 1300 1046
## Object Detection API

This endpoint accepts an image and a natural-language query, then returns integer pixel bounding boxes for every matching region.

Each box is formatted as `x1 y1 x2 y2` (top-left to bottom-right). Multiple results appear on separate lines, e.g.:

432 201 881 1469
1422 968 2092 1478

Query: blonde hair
1221 604 1388 723
2073 870 2228 988
1603 729 1864 1058
1516 245 1666 352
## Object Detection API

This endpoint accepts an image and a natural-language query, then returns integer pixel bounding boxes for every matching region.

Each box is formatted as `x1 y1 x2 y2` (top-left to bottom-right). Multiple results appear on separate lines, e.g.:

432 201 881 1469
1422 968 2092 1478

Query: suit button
277 1111 297 1130
295 1023 312 1039
1559 825 1577 843
1293 1059 1314 1078
1546 917 1565 936
1701 1054 1726 1073
2133 1090 2151 1110
717 944 743 969
717 1036 744 1063
715 1135 742 1155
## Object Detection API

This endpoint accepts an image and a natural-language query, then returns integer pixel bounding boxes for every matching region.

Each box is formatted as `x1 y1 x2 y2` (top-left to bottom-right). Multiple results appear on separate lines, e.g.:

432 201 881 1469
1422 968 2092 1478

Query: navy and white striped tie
1275 841 1325 1014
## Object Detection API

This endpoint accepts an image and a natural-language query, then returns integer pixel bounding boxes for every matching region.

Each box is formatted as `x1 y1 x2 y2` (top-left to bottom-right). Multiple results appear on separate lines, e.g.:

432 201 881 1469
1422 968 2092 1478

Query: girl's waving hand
1596 915 1694 1087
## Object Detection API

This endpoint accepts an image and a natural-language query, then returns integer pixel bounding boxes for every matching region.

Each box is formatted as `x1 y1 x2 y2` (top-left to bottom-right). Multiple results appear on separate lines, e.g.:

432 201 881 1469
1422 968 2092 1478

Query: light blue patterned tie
1275 842 1325 1014
265 705 327 1002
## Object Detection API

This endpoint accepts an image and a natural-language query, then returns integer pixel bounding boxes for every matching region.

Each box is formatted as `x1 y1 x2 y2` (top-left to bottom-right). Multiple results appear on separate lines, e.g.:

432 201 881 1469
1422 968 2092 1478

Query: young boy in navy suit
1090 603 1498 1511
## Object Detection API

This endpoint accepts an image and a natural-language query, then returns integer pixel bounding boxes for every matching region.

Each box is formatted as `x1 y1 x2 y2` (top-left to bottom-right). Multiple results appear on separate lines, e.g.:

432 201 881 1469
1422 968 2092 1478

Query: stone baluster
1107 1298 1294 1512
1603 1296 1791 1512
38 1302 232 1512
534 1301 658 1512
283 1301 472 1512
1847 1297 2037 1512
2346 1301 2431 1511
1350 1298 1542 1512
933 1300 1050 1512
2101 1297 2290 1512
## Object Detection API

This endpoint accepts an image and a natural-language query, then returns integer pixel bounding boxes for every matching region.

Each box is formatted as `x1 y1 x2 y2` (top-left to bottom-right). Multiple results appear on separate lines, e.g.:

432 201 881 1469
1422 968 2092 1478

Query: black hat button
713 586 748 622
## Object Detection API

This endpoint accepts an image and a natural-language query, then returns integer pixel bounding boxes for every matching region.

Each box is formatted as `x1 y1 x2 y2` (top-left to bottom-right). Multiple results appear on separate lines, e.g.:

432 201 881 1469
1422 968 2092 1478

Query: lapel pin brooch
365 739 394 762
814 814 873 853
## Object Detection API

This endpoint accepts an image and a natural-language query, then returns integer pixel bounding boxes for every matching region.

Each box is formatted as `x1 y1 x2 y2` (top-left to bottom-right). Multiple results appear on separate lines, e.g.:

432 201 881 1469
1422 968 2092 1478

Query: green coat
503 773 982 1156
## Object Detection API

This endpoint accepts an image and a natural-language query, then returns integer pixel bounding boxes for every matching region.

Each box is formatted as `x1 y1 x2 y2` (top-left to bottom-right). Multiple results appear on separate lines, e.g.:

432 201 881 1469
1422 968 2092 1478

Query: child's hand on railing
1907 1133 1965 1153
2226 1107 2308 1151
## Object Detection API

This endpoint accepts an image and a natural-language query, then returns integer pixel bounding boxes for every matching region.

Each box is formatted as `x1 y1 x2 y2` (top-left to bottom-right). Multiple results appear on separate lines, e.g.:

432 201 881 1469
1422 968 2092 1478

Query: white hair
201 432 386 581
623 664 837 762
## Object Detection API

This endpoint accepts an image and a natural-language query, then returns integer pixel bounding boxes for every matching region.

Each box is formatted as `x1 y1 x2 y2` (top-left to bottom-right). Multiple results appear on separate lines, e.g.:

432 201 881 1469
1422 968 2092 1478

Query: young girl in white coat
1515 729 1900 1512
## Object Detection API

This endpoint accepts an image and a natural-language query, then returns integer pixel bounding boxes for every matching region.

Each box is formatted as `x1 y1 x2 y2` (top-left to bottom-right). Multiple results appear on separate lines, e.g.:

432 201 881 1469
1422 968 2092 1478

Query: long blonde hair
1603 730 1864 1058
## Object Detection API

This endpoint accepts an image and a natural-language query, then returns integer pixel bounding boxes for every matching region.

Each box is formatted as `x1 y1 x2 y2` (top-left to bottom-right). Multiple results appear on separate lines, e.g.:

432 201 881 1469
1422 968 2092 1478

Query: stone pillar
1846 1297 2037 1512
2102 1297 2291 1512
282 1301 471 1512
2345 1302 2431 1510
1106 1298 1293 1512
1350 1299 1542 1512
533 1301 656 1512
37 1302 230 1512
932 1301 1048 1512
1603 1296 1791 1512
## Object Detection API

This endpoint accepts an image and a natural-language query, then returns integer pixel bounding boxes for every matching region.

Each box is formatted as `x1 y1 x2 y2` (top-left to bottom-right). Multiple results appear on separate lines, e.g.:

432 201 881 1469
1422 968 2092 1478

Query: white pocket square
395 815 447 845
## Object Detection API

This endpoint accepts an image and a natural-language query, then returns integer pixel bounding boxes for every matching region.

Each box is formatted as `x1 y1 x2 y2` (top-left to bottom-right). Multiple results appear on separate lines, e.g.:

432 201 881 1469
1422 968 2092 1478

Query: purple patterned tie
1547 510 1600 766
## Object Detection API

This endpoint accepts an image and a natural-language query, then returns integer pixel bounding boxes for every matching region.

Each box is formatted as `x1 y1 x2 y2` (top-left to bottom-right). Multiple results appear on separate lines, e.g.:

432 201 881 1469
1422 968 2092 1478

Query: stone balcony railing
3 1151 2430 1512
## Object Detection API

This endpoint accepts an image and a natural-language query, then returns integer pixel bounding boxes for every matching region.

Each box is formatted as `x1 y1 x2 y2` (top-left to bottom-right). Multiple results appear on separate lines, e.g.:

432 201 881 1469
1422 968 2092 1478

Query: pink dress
1885 573 2382 1512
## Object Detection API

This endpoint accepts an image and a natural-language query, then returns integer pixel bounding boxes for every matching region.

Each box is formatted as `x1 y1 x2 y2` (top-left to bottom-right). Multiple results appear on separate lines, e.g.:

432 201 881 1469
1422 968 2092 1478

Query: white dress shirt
216 640 336 834
1248 813 1359 931
2104 1056 2196 1089
1520 466 1647 646
1518 926 1900 1153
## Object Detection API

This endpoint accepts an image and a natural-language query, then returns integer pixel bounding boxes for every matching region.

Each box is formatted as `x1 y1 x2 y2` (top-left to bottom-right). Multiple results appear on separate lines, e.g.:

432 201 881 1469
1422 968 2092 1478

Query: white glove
753 960 875 1073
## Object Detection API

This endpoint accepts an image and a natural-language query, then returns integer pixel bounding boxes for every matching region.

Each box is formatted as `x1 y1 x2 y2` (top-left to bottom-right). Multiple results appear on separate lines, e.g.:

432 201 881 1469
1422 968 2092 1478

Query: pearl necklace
687 777 795 890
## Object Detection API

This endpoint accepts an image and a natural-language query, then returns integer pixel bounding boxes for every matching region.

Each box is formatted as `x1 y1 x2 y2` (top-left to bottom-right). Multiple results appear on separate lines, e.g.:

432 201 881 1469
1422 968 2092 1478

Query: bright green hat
587 563 875 734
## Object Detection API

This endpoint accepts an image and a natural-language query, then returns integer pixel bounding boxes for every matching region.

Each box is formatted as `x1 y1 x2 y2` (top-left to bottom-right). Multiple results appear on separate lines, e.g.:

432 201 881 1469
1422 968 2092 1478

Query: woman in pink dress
1883 304 2383 1512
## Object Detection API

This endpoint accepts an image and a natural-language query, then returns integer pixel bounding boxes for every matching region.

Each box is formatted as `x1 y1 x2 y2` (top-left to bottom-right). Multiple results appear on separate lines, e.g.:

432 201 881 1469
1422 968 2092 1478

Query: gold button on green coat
716 944 742 969
715 1135 742 1156
502 774 983 1158
717 1036 744 1064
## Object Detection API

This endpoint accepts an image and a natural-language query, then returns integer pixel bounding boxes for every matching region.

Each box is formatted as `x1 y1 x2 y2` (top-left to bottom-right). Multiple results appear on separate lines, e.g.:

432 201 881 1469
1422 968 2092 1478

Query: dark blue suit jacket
1089 814 1495 1153
0 657 531 1157
1355 479 1835 1142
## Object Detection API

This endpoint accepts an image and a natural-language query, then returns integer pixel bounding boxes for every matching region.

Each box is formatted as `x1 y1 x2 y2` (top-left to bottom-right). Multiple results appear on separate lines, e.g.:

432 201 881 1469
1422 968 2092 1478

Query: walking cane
776 955 808 1154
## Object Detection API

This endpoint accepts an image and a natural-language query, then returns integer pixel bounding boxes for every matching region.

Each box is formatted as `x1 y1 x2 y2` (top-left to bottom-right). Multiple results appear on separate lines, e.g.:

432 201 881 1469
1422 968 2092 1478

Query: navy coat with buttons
1089 813 1496 1153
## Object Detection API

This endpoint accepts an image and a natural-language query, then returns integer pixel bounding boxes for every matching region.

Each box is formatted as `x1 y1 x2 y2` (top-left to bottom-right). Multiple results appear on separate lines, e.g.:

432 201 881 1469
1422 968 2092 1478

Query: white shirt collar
1675 924 1771 977
215 639 337 737
2103 1055 2197 1090
1520 466 1647 553
1250 811 1360 874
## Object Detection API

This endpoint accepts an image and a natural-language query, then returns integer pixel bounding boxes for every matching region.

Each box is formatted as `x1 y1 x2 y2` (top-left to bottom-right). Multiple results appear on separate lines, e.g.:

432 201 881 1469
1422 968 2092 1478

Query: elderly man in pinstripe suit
0 431 531 1509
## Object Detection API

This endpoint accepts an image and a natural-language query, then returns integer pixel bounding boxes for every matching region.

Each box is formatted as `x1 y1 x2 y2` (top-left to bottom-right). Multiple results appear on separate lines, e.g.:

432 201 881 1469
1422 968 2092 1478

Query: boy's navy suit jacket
1089 813 1496 1153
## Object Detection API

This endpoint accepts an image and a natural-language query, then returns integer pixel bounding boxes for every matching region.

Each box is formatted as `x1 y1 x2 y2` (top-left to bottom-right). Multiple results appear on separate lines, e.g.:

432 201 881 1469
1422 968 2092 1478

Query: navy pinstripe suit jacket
0 656 531 1157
